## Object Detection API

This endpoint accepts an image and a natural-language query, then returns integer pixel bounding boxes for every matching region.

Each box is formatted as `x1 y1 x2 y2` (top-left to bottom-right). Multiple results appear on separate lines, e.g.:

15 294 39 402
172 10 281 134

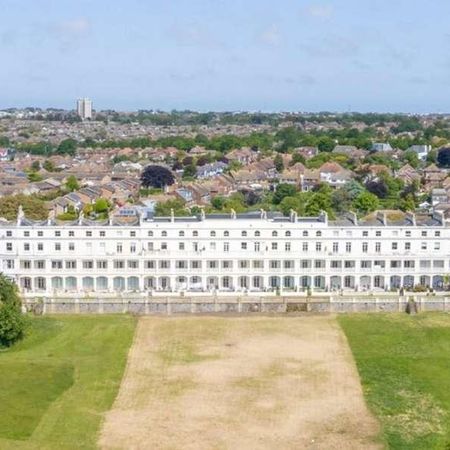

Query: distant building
407 144 431 161
76 98 93 120
371 142 393 152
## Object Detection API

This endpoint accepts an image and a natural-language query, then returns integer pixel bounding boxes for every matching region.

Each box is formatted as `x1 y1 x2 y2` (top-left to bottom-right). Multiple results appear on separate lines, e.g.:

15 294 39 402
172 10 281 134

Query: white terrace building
1 209 449 295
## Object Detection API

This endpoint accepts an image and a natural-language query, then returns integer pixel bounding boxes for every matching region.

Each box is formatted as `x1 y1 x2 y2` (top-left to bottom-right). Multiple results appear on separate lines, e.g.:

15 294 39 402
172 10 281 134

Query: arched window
193 230 198 237
316 231 322 237
242 231 247 237
210 231 216 237
179 231 185 237
303 231 308 237
272 231 278 237
285 231 291 237
148 231 153 237
162 231 167 237
224 231 229 237
254 231 260 237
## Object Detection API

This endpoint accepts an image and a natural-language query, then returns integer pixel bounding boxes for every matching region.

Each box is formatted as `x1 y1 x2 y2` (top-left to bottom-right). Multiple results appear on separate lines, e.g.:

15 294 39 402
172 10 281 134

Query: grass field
100 316 380 449
0 315 136 450
339 313 450 450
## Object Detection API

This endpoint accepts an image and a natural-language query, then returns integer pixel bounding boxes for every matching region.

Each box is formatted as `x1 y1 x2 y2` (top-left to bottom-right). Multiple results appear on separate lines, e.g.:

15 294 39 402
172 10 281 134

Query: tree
0 194 47 221
65 175 79 192
94 198 109 213
437 148 450 167
403 150 420 169
273 183 297 204
43 160 55 172
365 179 388 199
140 165 175 188
274 154 284 172
154 199 188 216
353 191 379 214
211 196 226 210
0 275 26 347
279 196 304 216
182 164 197 179
57 138 77 156
31 160 41 172
291 152 306 165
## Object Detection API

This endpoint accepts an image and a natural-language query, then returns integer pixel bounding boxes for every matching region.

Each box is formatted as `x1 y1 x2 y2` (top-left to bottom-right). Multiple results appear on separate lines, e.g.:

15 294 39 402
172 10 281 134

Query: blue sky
1 0 449 112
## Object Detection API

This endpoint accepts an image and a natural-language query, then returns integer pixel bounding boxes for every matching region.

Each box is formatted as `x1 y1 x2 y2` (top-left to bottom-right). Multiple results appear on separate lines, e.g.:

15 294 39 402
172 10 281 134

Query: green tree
43 160 55 172
403 150 420 169
31 160 41 172
0 274 26 347
353 191 380 214
94 198 109 213
182 164 197 179
211 196 226 210
273 183 297 204
279 196 305 216
274 154 284 172
57 139 77 156
0 194 47 221
65 175 79 192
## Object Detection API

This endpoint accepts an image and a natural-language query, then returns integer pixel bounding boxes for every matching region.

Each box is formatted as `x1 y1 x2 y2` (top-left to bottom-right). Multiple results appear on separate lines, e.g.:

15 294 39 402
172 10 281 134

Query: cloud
305 4 334 19
259 24 281 46
56 18 91 37
299 35 359 59
284 75 316 86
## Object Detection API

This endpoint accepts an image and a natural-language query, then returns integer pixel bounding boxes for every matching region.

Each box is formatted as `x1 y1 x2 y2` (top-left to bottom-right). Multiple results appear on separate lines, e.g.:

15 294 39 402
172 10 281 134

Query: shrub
0 275 26 347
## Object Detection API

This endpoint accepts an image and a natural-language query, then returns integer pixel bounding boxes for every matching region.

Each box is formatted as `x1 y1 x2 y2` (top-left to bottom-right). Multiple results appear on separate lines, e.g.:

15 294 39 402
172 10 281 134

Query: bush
0 275 26 347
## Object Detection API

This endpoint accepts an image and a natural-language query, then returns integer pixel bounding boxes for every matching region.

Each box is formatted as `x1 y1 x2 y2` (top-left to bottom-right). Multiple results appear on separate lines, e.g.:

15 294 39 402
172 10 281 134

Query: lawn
339 313 450 450
0 315 136 450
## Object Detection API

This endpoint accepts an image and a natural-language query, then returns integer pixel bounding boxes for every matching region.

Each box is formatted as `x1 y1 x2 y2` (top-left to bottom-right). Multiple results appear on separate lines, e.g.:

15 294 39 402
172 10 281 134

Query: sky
1 0 450 112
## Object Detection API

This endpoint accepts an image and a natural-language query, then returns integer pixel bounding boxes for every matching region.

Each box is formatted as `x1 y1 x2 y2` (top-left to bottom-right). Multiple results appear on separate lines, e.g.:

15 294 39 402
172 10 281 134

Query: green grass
339 313 450 450
0 315 136 450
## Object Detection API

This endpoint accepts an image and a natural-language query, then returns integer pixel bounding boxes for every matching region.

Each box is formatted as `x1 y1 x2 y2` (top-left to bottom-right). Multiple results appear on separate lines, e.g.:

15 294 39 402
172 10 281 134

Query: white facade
76 98 93 120
1 211 449 295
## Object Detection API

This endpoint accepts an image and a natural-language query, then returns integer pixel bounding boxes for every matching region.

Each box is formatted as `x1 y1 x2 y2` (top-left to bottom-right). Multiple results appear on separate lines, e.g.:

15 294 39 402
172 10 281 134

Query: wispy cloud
259 24 281 46
305 4 334 19
55 18 91 37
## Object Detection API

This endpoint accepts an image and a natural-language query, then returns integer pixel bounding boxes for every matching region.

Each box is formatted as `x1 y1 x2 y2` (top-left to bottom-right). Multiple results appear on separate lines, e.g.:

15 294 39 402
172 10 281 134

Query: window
375 242 381 252
434 260 444 268
100 231 106 237
421 242 427 250
37 243 44 251
362 242 368 253
271 242 278 250
241 242 247 250
314 260 325 268
223 242 229 252
210 231 216 237
52 260 63 269
241 231 247 237
239 260 249 269
420 260 431 268
148 231 153 237
86 231 92 237
6 243 12 251
302 231 308 237
114 260 125 269
69 243 75 251
69 231 74 237
316 231 322 237
301 260 311 269
55 243 61 251
128 259 139 269
285 242 291 251
392 242 398 250
161 242 167 250
285 231 291 237
208 261 218 269
210 242 216 251
405 242 411 250
362 231 368 237
272 231 278 237
144 260 155 269
130 243 137 253
222 261 232 269
404 260 415 268
38 231 43 237
345 242 351 253
66 260 76 269
22 260 32 269
376 231 381 237
284 260 294 269
333 242 339 253
270 260 281 269
255 231 260 237
331 260 341 268
35 260 45 269
315 242 322 252
179 242 185 250
421 231 427 237
97 260 108 269
223 231 229 237
435 231 441 237
5 260 14 269
6 231 12 237
191 261 202 269
24 243 30 251
117 243 123 253
55 231 61 237
254 242 260 252
344 260 355 268
361 261 371 268
24 231 30 237
253 260 264 269
434 242 440 250
302 242 308 251
130 231 136 237
405 231 411 237
179 231 184 237
390 260 401 268
176 261 187 269
193 231 198 237
83 260 94 269
162 231 167 237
